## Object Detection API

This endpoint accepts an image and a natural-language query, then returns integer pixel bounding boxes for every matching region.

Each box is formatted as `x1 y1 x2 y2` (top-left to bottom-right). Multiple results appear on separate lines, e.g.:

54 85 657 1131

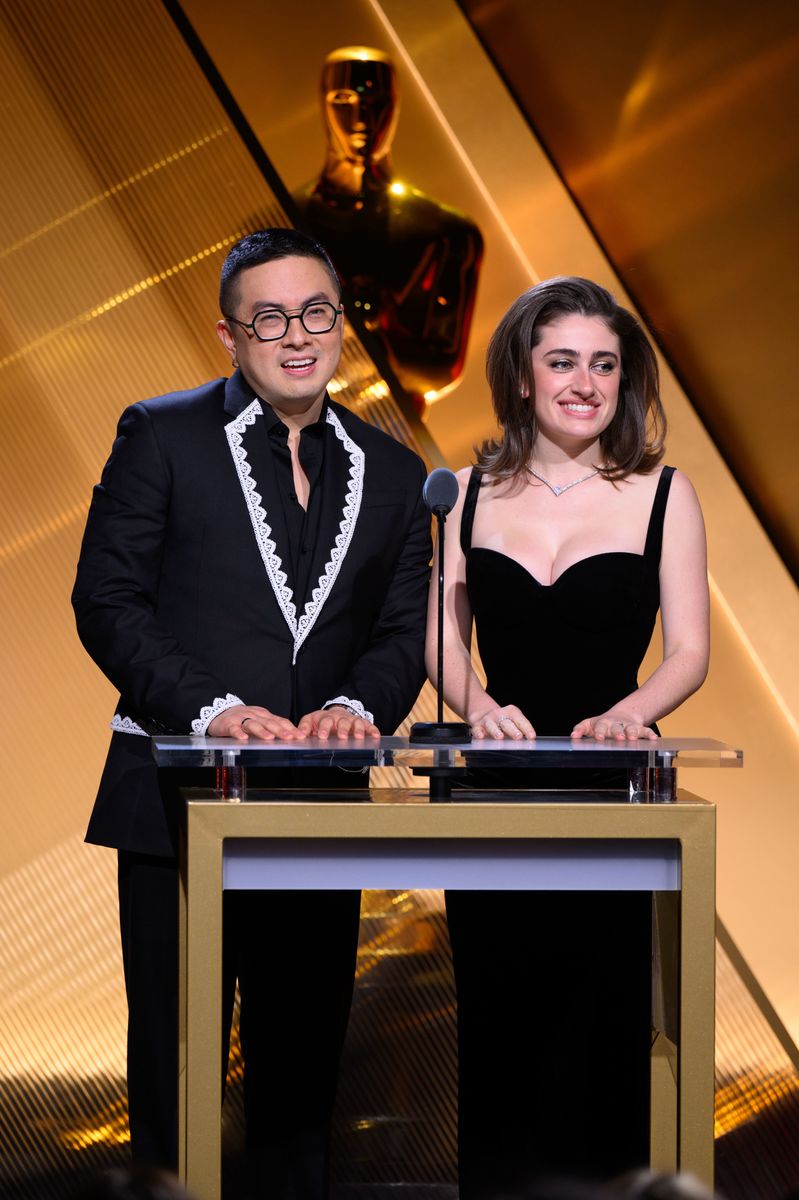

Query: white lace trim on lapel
225 402 365 665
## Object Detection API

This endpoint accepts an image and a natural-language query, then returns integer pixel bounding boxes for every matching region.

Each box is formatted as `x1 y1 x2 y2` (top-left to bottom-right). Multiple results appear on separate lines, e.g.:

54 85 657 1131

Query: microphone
410 468 471 751
422 467 459 516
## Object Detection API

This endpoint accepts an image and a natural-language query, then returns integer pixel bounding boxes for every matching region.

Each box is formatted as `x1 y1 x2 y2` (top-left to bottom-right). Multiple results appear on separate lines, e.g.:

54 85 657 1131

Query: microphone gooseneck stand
410 468 471 799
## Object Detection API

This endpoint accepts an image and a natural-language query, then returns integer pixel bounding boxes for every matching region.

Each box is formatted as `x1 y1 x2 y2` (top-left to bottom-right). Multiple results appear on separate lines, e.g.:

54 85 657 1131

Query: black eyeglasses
225 301 343 342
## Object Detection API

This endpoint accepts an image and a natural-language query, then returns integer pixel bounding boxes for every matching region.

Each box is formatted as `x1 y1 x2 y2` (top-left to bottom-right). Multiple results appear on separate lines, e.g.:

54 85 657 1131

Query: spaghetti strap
460 467 482 556
643 466 675 568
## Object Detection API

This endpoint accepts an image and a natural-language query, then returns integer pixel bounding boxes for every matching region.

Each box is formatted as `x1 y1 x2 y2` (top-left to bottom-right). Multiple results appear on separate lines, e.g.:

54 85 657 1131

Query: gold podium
151 735 741 1200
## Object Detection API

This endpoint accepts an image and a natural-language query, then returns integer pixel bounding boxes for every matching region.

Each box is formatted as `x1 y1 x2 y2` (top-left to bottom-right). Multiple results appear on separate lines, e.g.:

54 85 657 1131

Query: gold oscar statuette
294 46 484 412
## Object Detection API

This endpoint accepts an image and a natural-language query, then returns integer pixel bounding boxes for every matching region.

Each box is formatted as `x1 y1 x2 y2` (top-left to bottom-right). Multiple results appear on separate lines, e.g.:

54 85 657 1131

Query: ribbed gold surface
715 930 799 1197
0 836 128 1190
333 891 457 1190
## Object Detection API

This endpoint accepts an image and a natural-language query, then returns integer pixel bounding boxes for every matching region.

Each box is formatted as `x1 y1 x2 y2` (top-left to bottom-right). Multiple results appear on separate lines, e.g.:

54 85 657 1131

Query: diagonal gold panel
460 0 799 579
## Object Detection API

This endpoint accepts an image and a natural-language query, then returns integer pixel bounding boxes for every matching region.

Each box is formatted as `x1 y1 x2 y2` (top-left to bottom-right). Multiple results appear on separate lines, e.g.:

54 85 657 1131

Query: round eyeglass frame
224 301 343 342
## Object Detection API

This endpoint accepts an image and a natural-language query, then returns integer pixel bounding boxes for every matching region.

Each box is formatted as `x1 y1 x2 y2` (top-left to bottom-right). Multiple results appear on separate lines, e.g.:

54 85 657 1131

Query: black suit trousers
118 851 361 1198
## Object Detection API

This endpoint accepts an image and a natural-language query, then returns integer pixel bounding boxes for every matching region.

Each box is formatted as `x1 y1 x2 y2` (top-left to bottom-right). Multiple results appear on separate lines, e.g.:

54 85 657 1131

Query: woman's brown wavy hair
477 277 666 481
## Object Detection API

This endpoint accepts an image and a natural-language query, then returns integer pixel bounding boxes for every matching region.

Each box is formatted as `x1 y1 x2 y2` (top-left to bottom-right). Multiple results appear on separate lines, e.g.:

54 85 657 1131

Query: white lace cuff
191 693 244 735
323 696 374 724
110 714 148 737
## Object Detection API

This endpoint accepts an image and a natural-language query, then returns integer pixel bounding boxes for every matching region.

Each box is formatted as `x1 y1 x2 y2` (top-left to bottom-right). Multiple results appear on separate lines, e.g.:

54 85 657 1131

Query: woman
428 278 709 1196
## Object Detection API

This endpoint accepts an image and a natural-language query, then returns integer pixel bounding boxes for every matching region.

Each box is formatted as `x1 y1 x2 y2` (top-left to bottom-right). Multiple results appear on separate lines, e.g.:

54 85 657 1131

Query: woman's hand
470 704 536 740
571 710 656 741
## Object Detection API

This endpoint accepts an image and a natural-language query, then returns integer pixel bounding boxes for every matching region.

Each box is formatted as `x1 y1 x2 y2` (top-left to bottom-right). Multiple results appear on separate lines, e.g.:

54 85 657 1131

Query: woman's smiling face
530 313 621 447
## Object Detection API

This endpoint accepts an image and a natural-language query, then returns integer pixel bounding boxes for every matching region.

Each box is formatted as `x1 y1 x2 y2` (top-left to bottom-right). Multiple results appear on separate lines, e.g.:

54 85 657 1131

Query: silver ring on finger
499 714 513 724
241 717 253 726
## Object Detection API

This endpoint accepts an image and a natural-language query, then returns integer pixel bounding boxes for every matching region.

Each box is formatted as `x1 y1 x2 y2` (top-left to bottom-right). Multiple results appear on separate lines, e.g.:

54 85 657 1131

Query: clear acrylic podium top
151 734 742 772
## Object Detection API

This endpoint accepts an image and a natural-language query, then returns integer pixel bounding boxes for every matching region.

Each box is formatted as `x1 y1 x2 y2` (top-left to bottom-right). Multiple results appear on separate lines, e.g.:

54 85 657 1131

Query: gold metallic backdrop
2 0 799 1196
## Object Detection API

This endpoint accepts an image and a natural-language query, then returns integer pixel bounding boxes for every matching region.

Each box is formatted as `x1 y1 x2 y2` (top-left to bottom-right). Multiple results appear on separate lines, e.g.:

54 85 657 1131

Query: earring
232 356 239 368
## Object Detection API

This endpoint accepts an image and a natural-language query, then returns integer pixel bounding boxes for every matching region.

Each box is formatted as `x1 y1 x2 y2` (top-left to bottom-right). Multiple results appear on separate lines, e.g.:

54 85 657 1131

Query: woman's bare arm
571 470 710 740
425 469 535 740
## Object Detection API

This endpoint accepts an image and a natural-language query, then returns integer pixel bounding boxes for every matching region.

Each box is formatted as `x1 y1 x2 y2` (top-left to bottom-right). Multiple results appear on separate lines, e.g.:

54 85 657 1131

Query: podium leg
178 835 187 1181
650 1032 678 1171
181 811 224 1200
677 811 717 1186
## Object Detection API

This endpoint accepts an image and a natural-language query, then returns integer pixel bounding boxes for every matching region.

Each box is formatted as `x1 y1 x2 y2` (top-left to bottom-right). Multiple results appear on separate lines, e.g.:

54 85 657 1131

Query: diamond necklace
526 464 599 497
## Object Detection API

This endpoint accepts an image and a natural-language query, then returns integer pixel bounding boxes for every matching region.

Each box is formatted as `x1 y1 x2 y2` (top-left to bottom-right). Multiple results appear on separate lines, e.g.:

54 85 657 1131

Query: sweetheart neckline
468 546 644 589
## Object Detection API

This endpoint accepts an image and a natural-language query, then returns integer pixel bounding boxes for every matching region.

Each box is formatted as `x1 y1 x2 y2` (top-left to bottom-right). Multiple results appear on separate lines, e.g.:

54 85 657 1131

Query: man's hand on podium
297 706 380 740
207 704 300 742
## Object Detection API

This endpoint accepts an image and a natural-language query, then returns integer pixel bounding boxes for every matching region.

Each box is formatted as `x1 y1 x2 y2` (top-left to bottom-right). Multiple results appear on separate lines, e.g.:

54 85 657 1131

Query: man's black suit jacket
73 371 431 858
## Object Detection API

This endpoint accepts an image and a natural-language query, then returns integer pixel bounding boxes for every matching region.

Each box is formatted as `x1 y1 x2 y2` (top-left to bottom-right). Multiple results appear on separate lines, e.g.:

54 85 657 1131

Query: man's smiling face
217 255 343 417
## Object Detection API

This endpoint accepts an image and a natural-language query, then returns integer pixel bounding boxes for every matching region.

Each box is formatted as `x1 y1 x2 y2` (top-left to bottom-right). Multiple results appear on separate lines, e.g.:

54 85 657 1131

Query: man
72 228 431 1197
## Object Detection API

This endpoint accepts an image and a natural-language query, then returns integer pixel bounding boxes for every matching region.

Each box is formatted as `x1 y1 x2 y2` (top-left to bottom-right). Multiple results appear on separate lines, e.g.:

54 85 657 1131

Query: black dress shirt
262 399 327 609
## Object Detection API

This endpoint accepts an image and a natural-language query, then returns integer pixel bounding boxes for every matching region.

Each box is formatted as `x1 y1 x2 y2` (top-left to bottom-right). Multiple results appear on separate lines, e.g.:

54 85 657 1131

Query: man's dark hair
219 227 341 315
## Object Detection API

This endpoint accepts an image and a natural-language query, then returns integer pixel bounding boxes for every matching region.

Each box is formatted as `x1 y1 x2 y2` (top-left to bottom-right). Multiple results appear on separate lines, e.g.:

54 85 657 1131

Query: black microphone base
408 721 471 744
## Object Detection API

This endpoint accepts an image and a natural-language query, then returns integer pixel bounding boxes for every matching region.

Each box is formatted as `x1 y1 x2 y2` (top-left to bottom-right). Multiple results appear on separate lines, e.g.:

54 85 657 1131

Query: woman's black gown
446 465 675 1197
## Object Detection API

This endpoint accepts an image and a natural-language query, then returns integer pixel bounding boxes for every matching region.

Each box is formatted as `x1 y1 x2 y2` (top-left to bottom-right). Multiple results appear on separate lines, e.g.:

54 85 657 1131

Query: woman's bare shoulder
665 469 704 525
668 467 699 496
628 464 698 499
